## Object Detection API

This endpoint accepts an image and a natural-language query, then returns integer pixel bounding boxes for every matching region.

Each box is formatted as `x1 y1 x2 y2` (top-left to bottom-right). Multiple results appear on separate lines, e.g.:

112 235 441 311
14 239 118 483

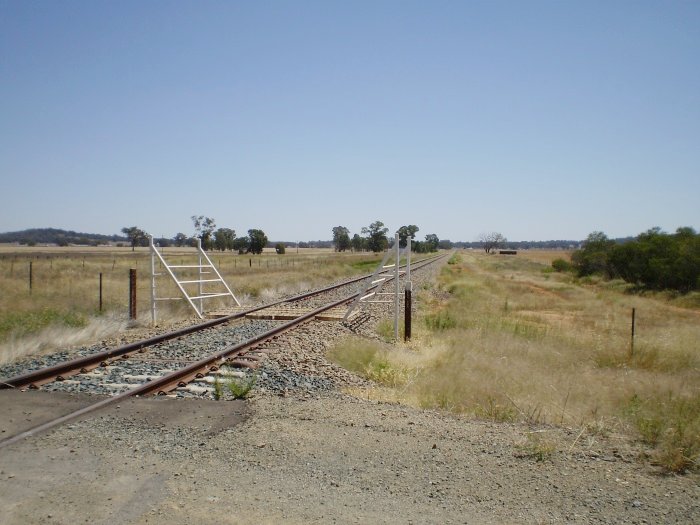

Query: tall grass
329 250 700 473
0 247 384 362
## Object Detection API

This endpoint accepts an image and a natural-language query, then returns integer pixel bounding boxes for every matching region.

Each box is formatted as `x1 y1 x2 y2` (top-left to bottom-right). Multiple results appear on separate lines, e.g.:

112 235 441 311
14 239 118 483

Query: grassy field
0 246 385 363
329 250 700 473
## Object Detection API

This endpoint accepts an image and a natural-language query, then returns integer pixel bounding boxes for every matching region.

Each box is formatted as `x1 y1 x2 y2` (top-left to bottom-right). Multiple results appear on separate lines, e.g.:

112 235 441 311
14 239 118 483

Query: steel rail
1 254 441 390
0 295 353 449
0 254 446 449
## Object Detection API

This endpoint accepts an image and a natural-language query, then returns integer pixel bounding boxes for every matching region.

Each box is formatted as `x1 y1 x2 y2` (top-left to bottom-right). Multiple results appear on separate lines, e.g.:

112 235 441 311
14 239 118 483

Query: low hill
0 228 125 246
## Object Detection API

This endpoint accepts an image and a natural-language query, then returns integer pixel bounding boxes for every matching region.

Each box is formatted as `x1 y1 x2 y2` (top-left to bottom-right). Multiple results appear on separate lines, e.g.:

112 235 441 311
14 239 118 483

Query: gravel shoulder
1 389 699 524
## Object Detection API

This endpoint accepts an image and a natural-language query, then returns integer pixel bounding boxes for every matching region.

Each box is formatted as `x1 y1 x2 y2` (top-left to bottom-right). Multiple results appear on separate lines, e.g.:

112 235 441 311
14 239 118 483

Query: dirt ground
1 389 698 524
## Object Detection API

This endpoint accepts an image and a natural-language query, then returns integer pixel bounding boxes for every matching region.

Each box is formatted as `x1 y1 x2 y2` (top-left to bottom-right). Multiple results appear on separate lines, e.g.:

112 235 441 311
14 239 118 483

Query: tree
232 236 249 254
121 226 148 251
479 232 507 253
438 239 453 250
247 229 268 255
154 237 171 248
397 225 420 248
275 243 286 254
191 215 216 250
571 231 615 277
332 226 351 252
213 228 235 251
362 220 389 253
173 232 189 247
351 233 366 252
424 234 440 252
606 227 700 292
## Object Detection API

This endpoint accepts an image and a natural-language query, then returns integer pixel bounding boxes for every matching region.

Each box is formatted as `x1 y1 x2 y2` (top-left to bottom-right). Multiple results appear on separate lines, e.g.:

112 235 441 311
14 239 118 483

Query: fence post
99 273 103 312
29 261 33 294
394 233 400 341
629 307 636 358
404 284 412 341
129 269 137 319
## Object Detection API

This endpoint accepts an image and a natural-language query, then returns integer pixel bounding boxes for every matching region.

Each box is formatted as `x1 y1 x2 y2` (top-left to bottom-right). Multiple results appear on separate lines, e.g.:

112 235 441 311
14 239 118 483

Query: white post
197 238 204 315
394 232 400 341
150 236 157 326
407 236 411 283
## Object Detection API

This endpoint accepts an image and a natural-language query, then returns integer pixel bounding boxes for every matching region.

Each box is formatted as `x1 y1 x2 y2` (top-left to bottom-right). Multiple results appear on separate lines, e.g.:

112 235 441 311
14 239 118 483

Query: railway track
0 254 447 448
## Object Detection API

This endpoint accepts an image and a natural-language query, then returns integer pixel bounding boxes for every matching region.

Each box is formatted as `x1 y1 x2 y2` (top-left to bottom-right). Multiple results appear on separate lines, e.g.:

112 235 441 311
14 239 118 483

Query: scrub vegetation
329 250 700 473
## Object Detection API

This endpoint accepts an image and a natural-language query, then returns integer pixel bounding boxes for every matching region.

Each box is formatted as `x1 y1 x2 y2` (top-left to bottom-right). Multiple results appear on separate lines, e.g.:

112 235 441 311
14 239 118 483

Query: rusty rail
0 253 446 449
1 258 435 390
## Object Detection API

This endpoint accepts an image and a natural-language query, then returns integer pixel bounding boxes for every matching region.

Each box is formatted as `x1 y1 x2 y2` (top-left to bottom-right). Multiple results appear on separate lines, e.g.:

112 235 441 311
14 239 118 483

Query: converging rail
0 254 447 449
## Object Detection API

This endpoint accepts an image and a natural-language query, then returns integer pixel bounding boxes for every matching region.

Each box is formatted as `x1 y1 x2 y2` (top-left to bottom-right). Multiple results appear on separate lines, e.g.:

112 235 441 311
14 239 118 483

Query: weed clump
424 310 456 331
625 392 700 473
227 374 257 399
327 338 408 387
515 433 556 462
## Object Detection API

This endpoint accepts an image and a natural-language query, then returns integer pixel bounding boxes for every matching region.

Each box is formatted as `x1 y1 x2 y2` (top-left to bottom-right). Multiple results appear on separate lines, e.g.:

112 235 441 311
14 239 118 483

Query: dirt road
1 389 698 524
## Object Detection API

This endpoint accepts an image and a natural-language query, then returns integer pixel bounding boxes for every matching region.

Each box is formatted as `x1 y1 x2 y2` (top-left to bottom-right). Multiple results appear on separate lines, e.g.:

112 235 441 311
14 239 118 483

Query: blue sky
1 1 698 242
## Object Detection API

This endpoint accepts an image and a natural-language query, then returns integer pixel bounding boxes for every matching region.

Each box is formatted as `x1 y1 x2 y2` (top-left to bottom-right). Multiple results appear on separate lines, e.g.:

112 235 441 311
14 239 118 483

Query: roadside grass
328 250 700 473
327 339 413 388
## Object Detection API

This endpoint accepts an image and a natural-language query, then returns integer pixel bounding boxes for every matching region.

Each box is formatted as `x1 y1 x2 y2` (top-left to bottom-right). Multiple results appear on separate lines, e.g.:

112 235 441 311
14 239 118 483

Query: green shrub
551 258 572 273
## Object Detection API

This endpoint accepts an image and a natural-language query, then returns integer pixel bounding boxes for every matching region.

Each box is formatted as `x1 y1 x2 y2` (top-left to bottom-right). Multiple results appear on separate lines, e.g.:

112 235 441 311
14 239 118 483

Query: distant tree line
454 239 583 251
119 216 271 254
331 221 441 253
569 227 699 292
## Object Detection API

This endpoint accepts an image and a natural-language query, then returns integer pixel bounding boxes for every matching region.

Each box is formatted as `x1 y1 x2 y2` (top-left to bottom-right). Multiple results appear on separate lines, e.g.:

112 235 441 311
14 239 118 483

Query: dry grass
0 246 384 362
329 250 700 473
512 249 574 265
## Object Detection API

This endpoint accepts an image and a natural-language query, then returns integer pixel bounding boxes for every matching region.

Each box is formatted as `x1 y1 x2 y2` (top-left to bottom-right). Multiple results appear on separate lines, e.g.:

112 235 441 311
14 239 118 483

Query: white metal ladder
150 237 240 323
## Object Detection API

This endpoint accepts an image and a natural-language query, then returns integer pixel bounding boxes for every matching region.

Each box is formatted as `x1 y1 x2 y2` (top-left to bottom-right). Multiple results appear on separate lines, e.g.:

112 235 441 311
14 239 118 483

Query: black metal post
404 287 412 341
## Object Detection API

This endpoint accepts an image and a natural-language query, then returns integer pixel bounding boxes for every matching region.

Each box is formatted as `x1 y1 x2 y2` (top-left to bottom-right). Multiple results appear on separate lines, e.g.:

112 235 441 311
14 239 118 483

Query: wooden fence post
629 307 636 358
404 286 412 342
129 269 137 319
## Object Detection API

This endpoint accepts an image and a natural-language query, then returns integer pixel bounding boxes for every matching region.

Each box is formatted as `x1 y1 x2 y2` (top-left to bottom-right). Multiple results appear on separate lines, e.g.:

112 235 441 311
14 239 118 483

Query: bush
275 243 286 254
551 258 572 272
572 227 699 292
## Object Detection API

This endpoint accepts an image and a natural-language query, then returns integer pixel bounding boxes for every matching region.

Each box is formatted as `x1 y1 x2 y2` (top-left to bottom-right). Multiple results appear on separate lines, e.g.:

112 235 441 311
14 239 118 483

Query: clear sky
1 1 698 242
